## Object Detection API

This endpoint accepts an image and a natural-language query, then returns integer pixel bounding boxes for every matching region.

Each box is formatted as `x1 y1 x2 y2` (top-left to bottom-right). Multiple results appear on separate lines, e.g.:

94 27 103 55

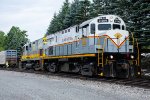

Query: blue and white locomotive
21 15 141 78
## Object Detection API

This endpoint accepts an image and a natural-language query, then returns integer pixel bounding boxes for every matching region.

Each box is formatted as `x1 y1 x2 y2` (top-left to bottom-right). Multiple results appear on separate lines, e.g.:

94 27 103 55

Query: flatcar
21 15 141 78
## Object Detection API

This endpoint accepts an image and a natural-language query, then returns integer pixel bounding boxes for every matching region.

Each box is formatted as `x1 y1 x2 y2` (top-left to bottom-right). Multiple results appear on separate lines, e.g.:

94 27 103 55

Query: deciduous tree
0 31 6 51
5 26 28 56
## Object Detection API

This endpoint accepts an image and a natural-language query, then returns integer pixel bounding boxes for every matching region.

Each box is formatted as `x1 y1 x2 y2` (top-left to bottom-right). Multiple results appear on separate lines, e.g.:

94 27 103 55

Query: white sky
0 0 75 41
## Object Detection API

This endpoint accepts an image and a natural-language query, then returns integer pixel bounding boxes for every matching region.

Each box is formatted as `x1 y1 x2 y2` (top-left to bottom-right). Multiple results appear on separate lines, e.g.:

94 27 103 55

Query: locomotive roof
80 14 123 27
80 18 94 27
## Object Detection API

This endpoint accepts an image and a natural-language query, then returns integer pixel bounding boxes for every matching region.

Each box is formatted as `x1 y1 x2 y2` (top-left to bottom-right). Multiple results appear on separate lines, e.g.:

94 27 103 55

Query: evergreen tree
69 0 80 25
90 0 103 17
91 0 121 17
127 0 150 48
55 0 70 31
117 0 132 26
47 13 59 34
63 7 72 28
47 0 70 35
75 0 91 24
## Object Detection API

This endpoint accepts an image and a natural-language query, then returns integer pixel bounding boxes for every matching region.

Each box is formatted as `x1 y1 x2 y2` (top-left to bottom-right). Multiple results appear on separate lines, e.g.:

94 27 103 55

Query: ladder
97 37 107 76
97 37 107 66
98 48 104 67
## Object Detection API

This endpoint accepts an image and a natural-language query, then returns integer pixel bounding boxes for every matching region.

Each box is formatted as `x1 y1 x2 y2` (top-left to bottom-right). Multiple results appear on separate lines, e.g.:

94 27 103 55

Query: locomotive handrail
102 38 107 67
131 32 135 49
130 32 140 66
136 39 140 66
130 32 141 68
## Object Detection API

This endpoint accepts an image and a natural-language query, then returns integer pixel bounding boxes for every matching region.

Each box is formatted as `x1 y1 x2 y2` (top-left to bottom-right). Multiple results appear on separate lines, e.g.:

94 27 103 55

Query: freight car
0 50 17 67
21 15 141 78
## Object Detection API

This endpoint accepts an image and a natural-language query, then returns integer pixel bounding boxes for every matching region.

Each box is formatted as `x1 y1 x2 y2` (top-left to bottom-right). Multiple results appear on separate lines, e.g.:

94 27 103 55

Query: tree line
47 0 150 49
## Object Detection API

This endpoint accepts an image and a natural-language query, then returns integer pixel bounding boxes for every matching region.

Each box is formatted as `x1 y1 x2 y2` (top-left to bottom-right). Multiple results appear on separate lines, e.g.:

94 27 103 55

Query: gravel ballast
0 70 149 100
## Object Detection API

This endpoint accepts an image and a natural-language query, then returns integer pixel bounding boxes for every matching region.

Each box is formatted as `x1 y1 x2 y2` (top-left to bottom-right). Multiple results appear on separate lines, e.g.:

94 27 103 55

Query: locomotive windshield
98 24 111 30
113 24 120 29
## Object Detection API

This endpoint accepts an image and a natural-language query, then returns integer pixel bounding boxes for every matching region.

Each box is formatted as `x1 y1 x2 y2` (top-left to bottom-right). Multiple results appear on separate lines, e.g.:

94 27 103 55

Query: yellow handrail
131 32 135 49
136 39 140 66
97 37 101 66
131 33 140 66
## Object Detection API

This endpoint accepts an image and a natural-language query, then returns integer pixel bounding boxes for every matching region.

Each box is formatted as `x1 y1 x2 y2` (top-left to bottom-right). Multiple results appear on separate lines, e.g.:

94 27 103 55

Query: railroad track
0 67 150 89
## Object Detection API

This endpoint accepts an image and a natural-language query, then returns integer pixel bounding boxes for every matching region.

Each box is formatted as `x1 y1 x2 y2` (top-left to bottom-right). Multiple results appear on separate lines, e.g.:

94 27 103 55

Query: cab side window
122 25 125 30
26 46 28 51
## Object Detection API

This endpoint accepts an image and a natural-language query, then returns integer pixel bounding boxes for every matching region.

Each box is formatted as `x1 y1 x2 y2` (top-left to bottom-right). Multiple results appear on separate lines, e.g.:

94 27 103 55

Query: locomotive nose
106 30 129 47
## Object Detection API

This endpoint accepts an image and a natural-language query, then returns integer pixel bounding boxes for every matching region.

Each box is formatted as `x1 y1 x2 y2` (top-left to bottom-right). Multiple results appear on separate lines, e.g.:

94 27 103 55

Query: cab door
39 49 43 56
82 24 89 37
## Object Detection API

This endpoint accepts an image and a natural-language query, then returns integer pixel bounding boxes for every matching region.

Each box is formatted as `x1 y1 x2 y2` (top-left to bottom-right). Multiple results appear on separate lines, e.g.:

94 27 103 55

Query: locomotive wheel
47 63 58 73
81 64 94 76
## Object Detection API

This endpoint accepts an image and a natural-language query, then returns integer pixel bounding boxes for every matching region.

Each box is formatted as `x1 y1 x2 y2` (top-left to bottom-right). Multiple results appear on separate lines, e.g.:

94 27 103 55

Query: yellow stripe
21 54 41 60
21 54 96 61
43 54 96 59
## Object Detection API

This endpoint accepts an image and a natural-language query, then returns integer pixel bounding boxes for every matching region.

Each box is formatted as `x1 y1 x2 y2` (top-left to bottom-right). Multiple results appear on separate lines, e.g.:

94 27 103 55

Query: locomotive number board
98 19 108 23
98 17 109 23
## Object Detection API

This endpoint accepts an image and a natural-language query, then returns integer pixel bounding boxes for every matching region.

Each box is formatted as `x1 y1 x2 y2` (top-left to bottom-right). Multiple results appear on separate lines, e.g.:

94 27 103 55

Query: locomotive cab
88 15 126 35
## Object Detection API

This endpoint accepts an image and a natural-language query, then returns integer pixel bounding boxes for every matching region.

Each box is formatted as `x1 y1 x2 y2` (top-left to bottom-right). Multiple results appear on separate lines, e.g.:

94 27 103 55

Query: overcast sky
0 0 75 41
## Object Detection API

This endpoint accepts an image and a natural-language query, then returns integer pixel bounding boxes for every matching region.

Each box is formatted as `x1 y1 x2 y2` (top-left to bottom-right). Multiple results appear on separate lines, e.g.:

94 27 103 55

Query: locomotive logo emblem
114 33 122 39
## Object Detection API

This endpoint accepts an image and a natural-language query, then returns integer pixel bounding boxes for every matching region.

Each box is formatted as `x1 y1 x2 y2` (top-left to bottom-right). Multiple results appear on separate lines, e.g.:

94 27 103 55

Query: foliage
5 26 28 50
129 0 150 49
141 55 150 70
5 26 28 57
47 0 92 35
47 0 70 34
0 31 6 51
74 0 91 24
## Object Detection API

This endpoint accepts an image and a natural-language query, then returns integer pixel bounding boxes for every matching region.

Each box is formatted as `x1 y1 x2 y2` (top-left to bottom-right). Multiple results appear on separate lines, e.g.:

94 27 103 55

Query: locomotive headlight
110 55 114 59
90 62 94 65
110 19 113 22
130 55 134 59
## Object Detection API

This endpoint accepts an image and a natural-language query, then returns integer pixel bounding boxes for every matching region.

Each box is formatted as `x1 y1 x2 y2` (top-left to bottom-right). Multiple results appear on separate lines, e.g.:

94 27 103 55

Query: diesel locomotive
21 15 141 78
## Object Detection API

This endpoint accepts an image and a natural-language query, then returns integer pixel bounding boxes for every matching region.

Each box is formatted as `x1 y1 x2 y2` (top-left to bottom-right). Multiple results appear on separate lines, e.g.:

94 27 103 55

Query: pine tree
57 0 70 30
47 0 70 34
75 0 91 24
63 7 72 28
127 0 150 49
90 0 103 18
69 0 80 25
47 13 61 35
91 0 121 17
